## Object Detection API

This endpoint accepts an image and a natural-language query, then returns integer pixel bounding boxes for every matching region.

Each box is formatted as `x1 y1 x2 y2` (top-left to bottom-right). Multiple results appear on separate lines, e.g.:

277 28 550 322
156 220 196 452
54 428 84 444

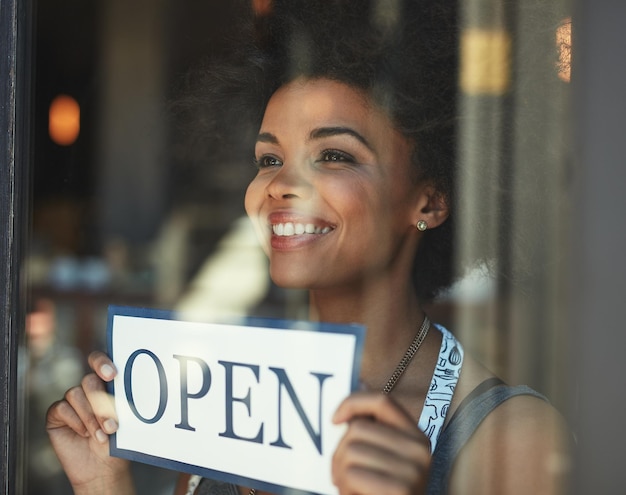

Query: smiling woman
245 78 424 291
43 1 571 495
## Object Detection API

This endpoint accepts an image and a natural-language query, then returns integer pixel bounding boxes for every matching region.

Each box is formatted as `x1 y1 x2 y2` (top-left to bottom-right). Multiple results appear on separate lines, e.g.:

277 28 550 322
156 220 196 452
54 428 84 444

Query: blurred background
20 0 572 493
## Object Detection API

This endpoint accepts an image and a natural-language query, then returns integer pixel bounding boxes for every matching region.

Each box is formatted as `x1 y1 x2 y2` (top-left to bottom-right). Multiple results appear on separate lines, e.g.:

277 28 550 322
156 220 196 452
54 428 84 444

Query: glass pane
22 0 571 493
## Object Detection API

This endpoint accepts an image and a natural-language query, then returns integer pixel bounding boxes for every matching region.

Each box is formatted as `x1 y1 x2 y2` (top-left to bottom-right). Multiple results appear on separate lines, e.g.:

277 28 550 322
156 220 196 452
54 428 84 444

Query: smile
272 222 333 236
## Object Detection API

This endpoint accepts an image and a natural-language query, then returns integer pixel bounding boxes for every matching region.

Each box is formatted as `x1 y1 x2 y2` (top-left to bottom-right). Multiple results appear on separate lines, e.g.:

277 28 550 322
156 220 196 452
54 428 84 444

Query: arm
46 351 136 495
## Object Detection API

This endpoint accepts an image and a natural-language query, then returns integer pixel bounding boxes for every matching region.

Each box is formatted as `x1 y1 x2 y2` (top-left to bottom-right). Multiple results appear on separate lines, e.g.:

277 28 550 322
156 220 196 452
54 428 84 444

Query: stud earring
416 220 428 231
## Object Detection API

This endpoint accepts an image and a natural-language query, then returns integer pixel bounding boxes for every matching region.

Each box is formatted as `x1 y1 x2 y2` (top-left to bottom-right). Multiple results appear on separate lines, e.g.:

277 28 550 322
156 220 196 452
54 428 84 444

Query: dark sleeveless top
426 378 547 494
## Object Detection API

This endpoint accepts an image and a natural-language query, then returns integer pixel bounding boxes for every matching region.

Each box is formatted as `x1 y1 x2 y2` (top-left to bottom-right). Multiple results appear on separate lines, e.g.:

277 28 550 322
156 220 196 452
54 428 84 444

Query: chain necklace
247 316 431 495
381 315 431 394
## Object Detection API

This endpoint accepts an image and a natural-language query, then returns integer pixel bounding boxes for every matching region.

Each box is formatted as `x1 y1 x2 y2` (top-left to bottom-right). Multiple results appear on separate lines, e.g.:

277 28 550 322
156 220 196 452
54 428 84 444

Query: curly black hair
171 0 460 302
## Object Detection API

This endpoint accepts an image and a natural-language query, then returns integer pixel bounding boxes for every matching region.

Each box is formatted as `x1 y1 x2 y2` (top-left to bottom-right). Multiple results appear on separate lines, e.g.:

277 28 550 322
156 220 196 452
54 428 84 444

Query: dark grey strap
426 383 547 495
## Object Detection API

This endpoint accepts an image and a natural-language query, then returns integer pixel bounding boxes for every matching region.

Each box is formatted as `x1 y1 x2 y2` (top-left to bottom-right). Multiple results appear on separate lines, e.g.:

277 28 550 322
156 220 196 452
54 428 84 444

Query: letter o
124 349 168 424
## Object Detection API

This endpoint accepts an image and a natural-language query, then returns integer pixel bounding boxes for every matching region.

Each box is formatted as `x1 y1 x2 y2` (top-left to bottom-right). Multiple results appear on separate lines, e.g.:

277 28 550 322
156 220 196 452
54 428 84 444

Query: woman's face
245 77 421 290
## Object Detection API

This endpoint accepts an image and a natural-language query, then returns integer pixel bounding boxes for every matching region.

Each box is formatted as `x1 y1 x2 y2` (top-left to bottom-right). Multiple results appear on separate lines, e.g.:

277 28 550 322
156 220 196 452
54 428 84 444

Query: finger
338 417 430 463
333 392 416 432
63 384 108 443
46 399 91 438
64 375 117 443
88 350 117 381
334 465 419 495
82 373 118 428
333 436 428 488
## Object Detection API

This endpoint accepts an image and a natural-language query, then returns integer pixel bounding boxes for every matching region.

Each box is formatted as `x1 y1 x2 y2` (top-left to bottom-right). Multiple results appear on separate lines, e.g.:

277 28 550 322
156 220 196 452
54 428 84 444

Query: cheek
244 179 269 250
244 177 262 217
327 176 391 222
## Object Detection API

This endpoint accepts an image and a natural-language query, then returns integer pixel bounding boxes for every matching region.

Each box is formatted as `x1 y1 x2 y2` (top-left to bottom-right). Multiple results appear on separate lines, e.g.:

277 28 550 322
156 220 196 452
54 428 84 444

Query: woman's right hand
46 351 135 494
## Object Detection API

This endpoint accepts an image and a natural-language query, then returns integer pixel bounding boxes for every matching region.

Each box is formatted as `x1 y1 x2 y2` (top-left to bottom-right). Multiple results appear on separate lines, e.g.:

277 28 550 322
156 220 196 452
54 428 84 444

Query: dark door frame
1 0 33 493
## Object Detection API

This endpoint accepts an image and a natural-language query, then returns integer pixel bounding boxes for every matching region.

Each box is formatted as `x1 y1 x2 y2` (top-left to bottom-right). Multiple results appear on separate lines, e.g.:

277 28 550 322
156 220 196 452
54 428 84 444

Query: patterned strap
417 325 464 452
426 382 547 495
186 475 203 495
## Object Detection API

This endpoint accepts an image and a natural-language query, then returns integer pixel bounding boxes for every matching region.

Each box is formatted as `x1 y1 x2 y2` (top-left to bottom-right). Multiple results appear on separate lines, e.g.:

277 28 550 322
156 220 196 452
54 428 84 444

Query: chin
269 272 310 290
269 262 324 289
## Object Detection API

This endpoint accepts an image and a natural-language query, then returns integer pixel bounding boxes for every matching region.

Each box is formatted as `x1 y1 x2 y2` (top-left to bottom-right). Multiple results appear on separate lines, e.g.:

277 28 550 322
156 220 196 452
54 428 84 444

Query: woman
46 1 570 494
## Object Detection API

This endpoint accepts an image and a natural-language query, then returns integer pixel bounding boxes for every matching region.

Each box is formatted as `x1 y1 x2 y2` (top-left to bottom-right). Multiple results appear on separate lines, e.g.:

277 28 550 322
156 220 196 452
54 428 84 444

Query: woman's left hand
331 392 431 495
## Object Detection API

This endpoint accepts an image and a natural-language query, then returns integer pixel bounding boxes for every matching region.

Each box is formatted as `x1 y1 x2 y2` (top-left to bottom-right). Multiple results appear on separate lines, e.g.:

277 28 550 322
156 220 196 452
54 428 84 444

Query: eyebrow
309 126 373 150
256 126 374 151
256 132 279 144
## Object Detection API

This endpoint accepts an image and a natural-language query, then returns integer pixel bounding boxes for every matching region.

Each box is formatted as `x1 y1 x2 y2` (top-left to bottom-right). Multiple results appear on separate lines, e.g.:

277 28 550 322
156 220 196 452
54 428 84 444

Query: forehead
261 78 393 131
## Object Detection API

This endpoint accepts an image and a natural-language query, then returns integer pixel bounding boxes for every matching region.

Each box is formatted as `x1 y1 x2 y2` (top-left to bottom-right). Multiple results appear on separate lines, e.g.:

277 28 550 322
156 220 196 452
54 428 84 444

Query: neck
307 274 427 389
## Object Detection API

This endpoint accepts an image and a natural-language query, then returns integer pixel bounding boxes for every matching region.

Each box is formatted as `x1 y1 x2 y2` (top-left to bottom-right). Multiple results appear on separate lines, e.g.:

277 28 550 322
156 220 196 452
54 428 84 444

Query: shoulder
448 382 571 495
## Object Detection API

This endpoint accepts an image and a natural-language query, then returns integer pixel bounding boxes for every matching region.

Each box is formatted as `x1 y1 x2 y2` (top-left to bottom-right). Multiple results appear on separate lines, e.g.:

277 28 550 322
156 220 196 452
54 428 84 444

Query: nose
265 161 311 200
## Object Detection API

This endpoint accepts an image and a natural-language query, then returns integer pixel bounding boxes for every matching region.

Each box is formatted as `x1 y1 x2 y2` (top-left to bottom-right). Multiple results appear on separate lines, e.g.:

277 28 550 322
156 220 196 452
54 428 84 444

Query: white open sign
107 305 365 495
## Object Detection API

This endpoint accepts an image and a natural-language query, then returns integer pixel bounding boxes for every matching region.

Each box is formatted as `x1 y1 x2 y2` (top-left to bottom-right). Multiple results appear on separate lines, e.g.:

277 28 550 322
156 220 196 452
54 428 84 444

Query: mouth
271 222 334 237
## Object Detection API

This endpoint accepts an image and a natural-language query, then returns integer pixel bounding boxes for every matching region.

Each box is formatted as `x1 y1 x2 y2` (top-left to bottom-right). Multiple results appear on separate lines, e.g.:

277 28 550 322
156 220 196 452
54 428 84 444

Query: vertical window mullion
1 0 33 492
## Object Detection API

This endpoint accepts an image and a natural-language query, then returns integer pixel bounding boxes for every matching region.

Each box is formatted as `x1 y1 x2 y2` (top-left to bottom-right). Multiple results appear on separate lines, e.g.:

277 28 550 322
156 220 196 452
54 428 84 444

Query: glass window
5 0 587 493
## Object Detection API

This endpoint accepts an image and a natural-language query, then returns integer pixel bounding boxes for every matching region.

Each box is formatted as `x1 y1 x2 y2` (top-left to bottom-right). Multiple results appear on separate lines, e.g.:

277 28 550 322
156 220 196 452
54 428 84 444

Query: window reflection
24 298 83 494
23 0 571 492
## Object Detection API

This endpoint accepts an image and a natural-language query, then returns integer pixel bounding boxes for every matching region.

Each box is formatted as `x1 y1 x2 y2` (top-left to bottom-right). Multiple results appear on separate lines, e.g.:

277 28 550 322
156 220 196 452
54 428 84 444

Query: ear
412 185 450 230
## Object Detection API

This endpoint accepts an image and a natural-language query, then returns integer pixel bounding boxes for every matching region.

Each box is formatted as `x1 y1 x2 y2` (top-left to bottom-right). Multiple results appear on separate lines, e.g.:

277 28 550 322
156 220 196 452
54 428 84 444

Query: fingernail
95 429 108 444
101 364 115 379
103 418 118 433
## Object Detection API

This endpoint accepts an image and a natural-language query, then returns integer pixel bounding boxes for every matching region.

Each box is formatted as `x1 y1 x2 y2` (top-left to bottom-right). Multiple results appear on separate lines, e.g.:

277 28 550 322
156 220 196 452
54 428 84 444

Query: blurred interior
22 0 572 493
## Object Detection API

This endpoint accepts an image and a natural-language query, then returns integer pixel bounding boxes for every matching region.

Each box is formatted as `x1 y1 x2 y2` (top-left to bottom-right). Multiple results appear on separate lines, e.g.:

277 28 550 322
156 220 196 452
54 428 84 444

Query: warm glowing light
252 0 273 16
556 17 572 83
460 29 512 95
49 94 80 146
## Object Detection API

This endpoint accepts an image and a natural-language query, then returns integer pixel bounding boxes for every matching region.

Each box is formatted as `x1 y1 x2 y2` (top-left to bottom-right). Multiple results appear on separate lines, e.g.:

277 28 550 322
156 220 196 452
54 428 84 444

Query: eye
320 149 355 163
253 154 283 169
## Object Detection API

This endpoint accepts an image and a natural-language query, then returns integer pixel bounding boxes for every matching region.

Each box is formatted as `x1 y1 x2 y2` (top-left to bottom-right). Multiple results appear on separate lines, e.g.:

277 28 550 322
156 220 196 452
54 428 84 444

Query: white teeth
272 222 332 236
